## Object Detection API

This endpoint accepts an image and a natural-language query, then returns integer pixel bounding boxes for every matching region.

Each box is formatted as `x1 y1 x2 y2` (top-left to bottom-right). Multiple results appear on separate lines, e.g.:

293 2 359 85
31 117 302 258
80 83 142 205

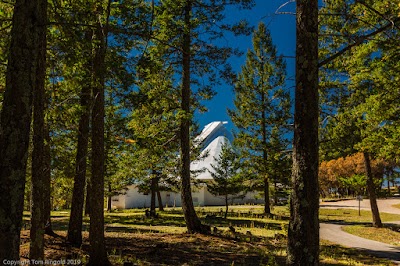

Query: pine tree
318 0 400 228
287 0 319 264
88 1 112 264
0 2 13 101
154 0 254 233
128 48 181 217
229 22 290 215
0 0 47 261
67 29 93 248
207 142 244 219
30 0 48 259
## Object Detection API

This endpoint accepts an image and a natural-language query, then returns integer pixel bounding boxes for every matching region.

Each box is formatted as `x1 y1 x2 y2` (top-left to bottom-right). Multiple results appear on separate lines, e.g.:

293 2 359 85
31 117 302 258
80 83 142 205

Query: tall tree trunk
67 45 92 246
107 182 112 212
180 0 208 234
263 177 270 214
261 83 271 215
0 0 46 261
363 152 383 228
287 0 319 264
156 182 164 211
85 178 91 216
88 2 111 265
274 178 278 206
150 175 157 216
386 173 390 197
43 124 53 235
30 5 48 258
225 195 228 219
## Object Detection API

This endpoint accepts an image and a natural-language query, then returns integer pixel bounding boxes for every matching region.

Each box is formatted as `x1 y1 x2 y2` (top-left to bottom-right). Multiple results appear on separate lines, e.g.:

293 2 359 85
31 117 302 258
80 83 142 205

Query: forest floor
18 205 399 266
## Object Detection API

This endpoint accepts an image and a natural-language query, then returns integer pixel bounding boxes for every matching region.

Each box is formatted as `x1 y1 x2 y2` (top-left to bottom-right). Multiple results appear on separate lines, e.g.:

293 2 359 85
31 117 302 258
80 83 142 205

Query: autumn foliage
319 153 386 197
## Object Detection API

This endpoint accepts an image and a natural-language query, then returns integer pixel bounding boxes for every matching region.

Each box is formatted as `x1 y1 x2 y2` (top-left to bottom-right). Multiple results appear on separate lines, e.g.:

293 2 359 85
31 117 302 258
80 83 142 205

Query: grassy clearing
342 224 400 246
18 205 400 265
320 240 396 266
19 229 397 266
319 208 400 224
393 203 400 210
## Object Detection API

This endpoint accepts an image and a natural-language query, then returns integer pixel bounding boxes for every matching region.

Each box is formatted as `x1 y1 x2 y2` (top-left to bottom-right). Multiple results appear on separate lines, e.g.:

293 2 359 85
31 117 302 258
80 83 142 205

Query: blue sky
196 0 296 132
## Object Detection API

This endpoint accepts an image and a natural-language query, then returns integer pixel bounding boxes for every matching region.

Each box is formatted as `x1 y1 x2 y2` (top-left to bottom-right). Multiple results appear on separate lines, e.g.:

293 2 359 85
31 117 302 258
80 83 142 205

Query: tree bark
261 81 271 215
85 178 91 216
0 0 46 261
150 175 157 216
30 3 48 258
363 152 383 228
87 2 111 265
43 124 53 235
67 46 92 246
263 177 270 214
274 178 278 206
107 182 112 212
156 182 164 211
287 0 319 264
180 0 208 234
225 195 228 219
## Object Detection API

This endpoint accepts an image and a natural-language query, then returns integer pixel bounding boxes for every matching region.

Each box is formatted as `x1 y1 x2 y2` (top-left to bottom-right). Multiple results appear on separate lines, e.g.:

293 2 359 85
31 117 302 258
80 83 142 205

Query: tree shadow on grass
202 216 284 231
95 233 285 266
104 213 285 232
383 223 400 233
321 242 399 266
21 228 288 265
105 214 187 227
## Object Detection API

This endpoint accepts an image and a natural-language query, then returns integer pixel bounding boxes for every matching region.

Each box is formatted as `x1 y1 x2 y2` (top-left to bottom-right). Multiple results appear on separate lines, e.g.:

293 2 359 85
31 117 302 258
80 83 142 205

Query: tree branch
318 17 400 67
275 0 295 15
355 0 400 32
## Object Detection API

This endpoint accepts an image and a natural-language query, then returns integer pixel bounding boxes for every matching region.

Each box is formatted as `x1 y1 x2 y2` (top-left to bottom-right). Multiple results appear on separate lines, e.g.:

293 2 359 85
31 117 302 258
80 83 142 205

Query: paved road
320 223 400 264
320 198 400 264
320 198 400 214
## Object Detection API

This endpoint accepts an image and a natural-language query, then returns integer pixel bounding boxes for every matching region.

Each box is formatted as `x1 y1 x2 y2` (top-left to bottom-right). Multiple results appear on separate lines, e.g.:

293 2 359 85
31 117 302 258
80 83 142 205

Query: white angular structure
191 121 233 180
111 121 262 209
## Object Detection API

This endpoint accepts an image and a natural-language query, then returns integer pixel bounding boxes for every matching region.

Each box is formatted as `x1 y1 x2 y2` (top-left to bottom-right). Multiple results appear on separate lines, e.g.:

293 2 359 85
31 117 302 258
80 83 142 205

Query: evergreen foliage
319 0 400 228
149 0 254 233
0 0 399 263
207 141 245 218
229 22 291 215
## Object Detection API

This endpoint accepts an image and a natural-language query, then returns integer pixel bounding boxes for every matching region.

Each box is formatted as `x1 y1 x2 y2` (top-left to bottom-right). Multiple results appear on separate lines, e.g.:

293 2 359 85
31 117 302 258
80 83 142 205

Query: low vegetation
17 206 399 265
320 240 396 266
319 208 400 224
342 225 400 246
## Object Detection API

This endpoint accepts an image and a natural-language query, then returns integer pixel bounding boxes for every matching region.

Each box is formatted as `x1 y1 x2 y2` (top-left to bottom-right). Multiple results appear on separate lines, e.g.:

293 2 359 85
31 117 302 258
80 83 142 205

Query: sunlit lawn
319 208 400 224
20 205 400 265
320 240 396 266
342 224 400 246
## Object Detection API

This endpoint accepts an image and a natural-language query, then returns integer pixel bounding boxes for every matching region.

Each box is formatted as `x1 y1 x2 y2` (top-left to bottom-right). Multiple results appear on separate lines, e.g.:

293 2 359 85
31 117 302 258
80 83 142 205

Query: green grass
319 208 400 224
320 240 396 266
342 224 400 246
20 205 400 265
393 203 400 210
104 207 289 236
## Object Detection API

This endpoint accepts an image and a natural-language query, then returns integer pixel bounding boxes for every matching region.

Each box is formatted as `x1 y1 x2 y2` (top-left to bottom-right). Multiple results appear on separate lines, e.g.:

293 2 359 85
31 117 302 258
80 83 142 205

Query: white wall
161 191 181 208
112 185 182 209
111 193 126 209
112 184 264 209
